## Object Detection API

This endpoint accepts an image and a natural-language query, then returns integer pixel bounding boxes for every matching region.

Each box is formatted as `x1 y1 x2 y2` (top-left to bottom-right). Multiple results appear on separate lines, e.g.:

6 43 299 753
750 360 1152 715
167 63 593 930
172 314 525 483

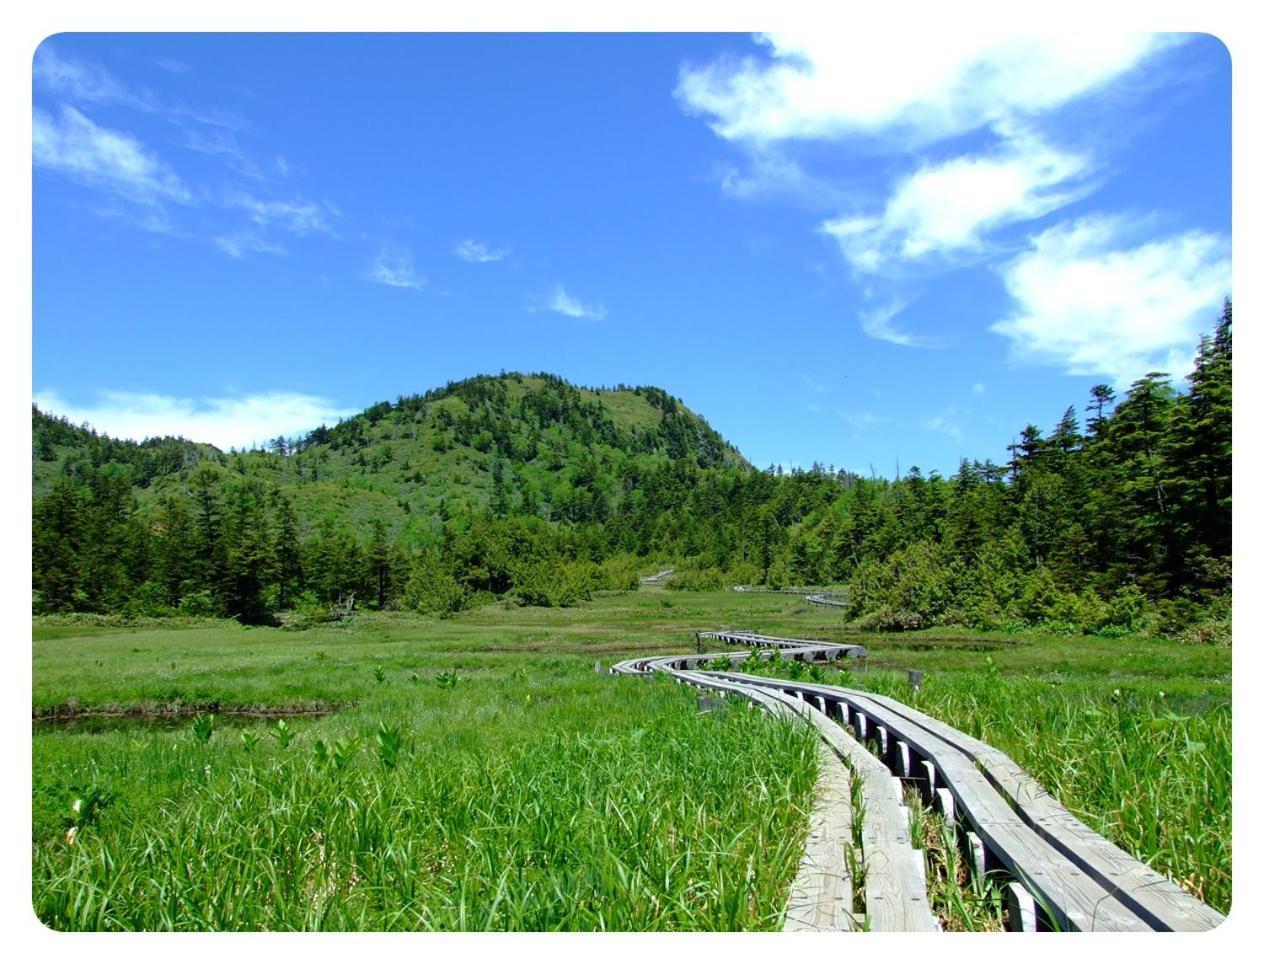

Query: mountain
33 373 749 547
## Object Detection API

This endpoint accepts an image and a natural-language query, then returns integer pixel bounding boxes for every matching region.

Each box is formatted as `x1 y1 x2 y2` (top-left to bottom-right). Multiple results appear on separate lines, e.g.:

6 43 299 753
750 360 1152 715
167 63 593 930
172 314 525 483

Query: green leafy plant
375 721 406 769
191 713 215 744
272 718 294 750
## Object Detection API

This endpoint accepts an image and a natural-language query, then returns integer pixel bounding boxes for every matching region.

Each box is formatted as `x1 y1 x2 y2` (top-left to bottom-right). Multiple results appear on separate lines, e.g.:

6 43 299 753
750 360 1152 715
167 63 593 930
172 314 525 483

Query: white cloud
33 389 355 451
923 405 962 439
822 132 1091 272
367 245 425 289
455 238 509 263
156 57 190 74
972 382 987 395
838 411 882 429
800 375 829 394
35 44 153 110
537 285 607 321
34 105 192 205
35 44 242 129
184 128 261 179
214 232 285 259
858 298 929 347
227 191 337 236
992 215 1230 386
677 32 1175 147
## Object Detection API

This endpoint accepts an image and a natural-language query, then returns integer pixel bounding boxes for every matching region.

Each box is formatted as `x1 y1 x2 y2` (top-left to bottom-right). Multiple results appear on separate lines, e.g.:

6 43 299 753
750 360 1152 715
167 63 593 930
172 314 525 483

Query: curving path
609 631 1224 933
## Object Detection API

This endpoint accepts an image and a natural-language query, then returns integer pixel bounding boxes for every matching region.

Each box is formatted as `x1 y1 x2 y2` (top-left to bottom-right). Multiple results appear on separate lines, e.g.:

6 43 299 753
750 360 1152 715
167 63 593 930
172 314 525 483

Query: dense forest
32 303 1231 642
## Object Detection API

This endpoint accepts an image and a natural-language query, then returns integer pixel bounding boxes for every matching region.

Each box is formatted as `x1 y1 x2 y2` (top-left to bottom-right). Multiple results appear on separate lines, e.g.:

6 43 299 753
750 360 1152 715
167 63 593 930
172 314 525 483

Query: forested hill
32 305 1232 640
33 372 748 543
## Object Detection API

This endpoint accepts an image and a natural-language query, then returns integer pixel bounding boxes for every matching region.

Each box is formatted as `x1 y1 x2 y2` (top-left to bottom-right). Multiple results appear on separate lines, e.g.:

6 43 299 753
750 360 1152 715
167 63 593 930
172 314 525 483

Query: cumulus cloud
34 105 192 205
366 245 425 289
992 215 1230 386
33 389 355 451
677 32 1175 147
454 238 510 263
536 285 607 321
822 132 1092 272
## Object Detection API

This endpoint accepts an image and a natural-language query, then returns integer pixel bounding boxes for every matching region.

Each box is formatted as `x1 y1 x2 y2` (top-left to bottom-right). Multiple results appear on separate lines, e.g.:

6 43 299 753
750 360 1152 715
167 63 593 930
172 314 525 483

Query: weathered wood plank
783 744 857 931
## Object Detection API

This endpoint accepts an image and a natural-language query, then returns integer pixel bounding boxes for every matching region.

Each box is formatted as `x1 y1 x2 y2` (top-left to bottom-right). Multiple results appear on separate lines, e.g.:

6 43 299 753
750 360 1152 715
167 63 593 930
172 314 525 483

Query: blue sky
32 32 1230 476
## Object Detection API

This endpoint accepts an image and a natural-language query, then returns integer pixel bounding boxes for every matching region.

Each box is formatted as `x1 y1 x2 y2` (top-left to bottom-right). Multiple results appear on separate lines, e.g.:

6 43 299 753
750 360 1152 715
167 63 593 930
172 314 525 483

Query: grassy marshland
32 589 1231 928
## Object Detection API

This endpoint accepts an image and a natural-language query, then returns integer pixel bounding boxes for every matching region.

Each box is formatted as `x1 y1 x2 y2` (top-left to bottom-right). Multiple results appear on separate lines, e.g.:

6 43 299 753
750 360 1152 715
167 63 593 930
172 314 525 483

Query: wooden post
1005 882 1039 932
967 831 988 878
921 760 937 795
935 787 956 834
896 740 911 778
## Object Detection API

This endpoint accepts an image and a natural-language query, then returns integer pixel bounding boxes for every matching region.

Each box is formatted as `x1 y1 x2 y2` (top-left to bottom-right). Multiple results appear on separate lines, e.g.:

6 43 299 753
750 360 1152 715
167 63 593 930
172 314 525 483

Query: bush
1104 584 1147 632
177 590 216 617
664 566 726 592
845 541 952 631
402 552 468 615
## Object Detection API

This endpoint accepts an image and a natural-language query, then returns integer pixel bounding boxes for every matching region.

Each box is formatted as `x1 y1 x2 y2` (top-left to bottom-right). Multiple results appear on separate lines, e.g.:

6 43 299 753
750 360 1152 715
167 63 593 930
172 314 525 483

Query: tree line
32 304 1230 640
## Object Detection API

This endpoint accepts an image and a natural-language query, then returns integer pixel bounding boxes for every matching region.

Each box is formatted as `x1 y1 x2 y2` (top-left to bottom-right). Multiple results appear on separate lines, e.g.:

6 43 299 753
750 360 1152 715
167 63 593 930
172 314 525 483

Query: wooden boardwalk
610 631 1224 933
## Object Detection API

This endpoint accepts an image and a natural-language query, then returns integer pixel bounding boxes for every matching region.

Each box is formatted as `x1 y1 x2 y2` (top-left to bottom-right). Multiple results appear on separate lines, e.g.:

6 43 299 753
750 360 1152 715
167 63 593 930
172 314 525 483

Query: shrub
1104 585 1147 632
846 540 952 631
664 566 726 592
177 590 215 617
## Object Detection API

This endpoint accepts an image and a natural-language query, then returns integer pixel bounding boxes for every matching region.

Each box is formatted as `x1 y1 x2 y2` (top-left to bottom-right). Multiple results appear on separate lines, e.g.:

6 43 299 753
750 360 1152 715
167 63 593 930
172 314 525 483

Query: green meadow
32 588 1231 928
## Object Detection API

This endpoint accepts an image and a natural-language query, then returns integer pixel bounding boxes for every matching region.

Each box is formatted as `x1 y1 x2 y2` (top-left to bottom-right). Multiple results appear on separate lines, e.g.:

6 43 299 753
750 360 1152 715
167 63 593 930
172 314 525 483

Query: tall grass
34 690 819 930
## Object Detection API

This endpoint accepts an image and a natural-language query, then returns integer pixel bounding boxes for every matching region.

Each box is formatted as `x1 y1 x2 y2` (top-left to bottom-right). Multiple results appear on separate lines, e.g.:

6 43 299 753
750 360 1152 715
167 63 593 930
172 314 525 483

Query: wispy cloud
455 238 510 263
366 245 425 289
972 382 987 395
858 298 932 348
534 285 607 321
184 128 262 179
35 44 155 111
33 388 356 451
34 105 192 206
992 214 1230 386
35 43 242 129
214 232 285 259
800 375 829 394
156 57 190 74
838 410 887 429
227 191 337 236
922 405 962 439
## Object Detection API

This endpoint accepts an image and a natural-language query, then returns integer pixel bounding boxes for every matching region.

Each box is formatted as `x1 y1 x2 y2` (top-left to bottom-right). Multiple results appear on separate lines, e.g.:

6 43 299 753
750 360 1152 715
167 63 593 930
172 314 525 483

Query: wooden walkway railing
609 632 1225 933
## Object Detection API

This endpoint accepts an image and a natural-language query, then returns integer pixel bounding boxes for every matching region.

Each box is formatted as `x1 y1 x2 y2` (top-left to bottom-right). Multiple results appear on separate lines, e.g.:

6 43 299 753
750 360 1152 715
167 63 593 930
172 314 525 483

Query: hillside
33 373 749 546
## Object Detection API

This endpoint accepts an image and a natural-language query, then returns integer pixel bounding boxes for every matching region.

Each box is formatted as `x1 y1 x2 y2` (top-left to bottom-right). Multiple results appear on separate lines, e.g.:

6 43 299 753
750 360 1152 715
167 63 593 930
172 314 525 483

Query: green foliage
30 307 1232 639
190 713 216 744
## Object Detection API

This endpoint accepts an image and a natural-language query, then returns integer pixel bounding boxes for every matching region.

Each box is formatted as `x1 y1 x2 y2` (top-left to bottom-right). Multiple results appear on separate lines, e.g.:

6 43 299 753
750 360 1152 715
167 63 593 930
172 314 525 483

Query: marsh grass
34 676 818 930
32 590 1231 926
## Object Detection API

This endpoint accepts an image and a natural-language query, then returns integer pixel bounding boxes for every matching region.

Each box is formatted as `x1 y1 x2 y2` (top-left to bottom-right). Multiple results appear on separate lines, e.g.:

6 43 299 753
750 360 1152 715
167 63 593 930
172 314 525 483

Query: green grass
32 588 1232 928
